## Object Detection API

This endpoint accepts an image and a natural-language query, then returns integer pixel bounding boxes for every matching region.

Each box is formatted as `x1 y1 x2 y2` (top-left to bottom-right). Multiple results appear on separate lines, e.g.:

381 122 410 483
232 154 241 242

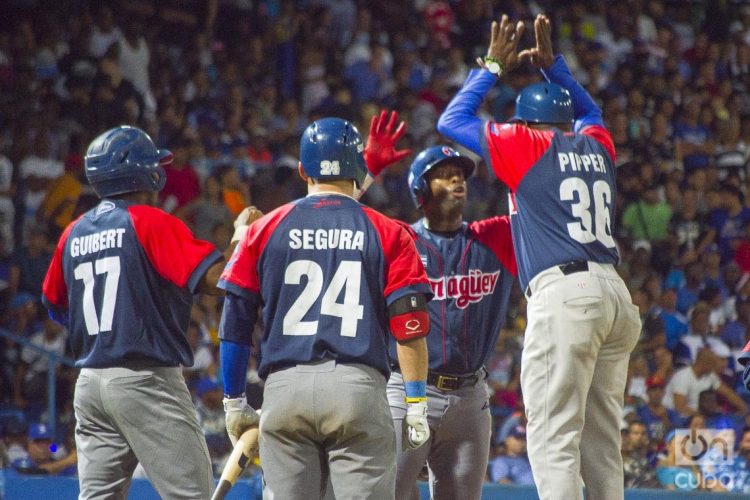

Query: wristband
404 380 427 402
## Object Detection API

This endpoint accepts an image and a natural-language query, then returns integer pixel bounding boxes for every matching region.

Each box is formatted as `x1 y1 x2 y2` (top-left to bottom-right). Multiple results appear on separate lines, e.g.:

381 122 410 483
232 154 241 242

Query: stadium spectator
622 420 659 488
636 375 681 441
488 424 534 486
663 348 747 418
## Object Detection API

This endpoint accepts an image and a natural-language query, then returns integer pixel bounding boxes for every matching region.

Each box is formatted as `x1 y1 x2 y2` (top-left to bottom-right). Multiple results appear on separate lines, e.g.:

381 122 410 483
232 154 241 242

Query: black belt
525 260 589 298
392 367 482 391
427 371 481 391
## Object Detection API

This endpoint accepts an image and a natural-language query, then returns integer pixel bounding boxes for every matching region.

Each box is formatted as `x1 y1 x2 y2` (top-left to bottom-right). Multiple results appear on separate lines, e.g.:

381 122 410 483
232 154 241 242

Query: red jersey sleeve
128 205 219 290
362 207 431 303
580 124 616 163
42 220 78 310
219 204 295 298
469 216 517 276
484 123 555 191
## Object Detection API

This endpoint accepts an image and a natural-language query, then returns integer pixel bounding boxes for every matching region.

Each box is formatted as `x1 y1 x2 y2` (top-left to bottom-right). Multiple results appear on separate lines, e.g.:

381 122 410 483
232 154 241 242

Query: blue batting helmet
511 82 573 124
299 118 368 188
408 146 475 208
85 126 171 198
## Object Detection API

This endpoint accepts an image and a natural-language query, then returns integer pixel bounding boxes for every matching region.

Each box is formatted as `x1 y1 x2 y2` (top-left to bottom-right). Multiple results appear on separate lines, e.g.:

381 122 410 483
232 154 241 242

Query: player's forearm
220 340 251 397
198 241 238 294
437 69 494 155
395 337 428 382
541 55 602 130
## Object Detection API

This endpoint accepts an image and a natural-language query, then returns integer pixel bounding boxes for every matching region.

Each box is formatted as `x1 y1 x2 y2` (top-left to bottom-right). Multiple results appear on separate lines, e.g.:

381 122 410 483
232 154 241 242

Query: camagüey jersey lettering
388 217 516 374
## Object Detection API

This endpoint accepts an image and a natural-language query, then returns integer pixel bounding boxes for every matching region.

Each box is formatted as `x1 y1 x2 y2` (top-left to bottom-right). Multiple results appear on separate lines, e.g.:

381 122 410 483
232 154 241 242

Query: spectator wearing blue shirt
722 296 750 350
709 427 750 493
674 97 714 173
676 260 705 315
704 184 750 264
489 424 534 485
636 375 682 441
654 288 689 350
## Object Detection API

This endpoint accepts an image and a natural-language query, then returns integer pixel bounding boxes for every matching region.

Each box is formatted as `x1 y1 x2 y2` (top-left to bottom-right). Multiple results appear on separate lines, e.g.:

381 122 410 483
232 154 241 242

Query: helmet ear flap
412 176 429 208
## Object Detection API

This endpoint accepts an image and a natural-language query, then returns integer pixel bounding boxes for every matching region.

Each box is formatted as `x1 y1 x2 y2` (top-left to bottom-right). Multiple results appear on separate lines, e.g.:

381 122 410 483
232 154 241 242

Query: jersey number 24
283 259 364 337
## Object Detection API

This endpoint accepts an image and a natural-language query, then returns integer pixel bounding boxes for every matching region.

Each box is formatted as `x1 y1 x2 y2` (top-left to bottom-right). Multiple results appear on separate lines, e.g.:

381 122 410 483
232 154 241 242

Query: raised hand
519 14 555 69
477 14 526 73
363 109 412 177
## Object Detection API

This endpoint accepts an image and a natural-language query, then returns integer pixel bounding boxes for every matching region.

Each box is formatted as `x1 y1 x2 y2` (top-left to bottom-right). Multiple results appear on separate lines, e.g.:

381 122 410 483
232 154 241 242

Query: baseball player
437 14 641 500
217 117 433 500
41 126 258 499
372 144 517 500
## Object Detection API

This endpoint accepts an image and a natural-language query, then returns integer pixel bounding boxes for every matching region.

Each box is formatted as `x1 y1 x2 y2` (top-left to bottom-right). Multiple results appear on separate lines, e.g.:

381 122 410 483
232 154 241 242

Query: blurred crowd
1 0 750 492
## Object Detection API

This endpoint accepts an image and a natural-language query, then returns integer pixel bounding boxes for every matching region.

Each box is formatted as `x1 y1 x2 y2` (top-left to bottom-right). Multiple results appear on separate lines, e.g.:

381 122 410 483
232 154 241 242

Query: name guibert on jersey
70 228 126 257
288 228 365 251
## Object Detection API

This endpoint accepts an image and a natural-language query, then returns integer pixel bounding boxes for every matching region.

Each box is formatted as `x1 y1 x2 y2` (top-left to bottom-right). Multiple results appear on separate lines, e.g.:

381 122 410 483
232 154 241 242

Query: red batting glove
363 109 412 177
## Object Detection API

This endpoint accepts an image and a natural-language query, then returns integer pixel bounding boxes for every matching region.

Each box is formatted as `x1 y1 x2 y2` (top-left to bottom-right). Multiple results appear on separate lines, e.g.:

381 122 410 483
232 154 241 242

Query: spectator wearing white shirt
13 316 67 410
89 6 122 58
674 301 732 367
663 348 747 418
18 135 64 231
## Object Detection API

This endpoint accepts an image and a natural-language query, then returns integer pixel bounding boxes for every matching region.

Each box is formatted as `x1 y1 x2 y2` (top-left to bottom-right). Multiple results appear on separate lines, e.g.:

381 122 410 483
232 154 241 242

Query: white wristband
223 395 248 411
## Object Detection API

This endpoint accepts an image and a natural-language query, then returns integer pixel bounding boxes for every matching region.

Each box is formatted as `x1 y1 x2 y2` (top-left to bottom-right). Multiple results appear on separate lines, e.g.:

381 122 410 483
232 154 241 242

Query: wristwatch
483 56 504 76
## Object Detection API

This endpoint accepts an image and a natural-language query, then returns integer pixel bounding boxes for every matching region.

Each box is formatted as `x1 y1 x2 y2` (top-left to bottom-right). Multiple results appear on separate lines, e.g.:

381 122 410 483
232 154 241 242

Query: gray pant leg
388 372 491 500
324 364 396 500
427 382 490 500
261 361 396 500
74 370 138 500
103 366 213 500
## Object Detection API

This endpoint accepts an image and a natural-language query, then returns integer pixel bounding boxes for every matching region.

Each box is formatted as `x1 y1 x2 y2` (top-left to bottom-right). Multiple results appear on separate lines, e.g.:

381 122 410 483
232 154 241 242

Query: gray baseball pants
387 370 491 500
73 365 213 500
260 360 396 500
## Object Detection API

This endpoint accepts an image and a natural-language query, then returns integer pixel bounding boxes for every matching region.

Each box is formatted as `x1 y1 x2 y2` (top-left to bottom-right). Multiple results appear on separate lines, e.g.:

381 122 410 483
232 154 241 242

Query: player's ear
297 163 308 182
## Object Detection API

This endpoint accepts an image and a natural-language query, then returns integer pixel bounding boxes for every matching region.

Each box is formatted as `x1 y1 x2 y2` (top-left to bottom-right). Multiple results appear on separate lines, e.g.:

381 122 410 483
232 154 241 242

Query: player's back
510 128 619 288
249 194 421 378
53 200 199 368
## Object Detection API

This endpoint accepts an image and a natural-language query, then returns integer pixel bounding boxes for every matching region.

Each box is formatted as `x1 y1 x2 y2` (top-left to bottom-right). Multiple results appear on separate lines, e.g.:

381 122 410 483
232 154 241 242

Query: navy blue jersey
483 124 619 290
388 218 516 374
219 194 432 379
42 199 222 368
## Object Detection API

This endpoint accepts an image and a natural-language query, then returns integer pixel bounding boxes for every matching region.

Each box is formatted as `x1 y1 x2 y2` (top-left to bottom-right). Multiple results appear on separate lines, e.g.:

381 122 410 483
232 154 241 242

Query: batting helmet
85 126 171 198
511 82 574 124
408 146 475 208
299 118 368 188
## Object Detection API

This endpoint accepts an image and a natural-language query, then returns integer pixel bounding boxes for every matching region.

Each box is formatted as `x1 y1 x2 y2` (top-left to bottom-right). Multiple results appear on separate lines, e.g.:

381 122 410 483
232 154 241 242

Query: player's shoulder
251 202 297 231
360 206 415 241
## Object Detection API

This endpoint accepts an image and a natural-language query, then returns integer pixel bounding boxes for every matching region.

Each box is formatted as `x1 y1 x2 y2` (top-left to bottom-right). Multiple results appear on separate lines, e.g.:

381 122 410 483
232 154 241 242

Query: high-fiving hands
363 110 412 177
477 13 556 74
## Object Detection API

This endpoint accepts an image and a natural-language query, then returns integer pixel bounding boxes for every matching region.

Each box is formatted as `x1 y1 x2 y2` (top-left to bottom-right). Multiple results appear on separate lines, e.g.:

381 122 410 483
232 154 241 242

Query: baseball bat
210 425 260 500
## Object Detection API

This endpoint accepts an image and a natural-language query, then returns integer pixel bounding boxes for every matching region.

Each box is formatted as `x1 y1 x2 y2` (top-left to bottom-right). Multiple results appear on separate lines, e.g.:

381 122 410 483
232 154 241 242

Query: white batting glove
231 206 263 243
403 401 430 449
223 395 261 446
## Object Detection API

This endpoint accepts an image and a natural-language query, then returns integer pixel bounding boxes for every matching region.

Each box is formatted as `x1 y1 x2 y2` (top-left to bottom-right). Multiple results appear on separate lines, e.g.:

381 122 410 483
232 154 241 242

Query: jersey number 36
560 178 616 248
